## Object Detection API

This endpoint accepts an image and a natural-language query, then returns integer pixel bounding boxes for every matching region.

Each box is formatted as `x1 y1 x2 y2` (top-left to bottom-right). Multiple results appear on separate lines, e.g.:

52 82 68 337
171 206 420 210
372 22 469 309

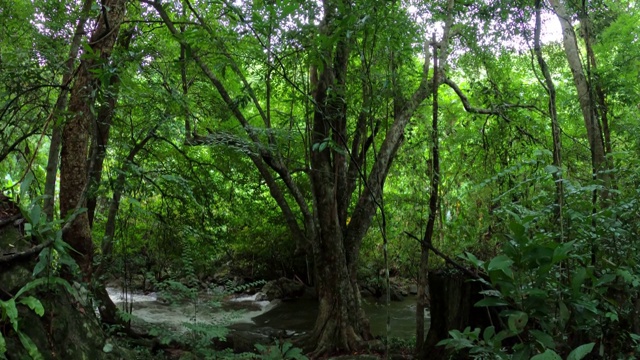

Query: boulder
261 277 305 300
254 292 269 301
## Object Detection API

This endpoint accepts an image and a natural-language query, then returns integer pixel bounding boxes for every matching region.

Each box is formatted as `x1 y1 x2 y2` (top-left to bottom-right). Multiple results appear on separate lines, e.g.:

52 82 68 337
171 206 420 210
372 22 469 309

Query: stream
107 288 430 339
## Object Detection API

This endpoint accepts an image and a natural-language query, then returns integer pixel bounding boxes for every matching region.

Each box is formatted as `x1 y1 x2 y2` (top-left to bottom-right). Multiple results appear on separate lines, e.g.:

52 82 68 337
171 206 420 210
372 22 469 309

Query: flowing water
107 288 429 339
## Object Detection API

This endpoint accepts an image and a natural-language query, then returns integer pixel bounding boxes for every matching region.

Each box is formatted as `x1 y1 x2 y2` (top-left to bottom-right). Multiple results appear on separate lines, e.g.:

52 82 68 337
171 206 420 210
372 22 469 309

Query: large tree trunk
59 0 127 279
549 0 610 196
43 0 93 221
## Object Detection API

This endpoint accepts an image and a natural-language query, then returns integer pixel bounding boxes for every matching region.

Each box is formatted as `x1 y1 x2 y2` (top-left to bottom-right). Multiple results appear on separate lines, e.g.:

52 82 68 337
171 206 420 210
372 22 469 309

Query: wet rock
254 292 268 301
261 277 305 300
408 285 418 294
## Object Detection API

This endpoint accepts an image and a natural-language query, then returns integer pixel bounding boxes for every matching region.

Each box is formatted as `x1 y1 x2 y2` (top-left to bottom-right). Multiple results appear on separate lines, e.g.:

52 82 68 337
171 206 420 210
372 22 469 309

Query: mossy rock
1 201 134 360
0 217 33 294
4 289 134 360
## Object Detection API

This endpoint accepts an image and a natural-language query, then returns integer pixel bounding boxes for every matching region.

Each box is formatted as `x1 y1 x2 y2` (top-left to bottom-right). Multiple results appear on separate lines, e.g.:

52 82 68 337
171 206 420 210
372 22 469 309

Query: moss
3 290 124 359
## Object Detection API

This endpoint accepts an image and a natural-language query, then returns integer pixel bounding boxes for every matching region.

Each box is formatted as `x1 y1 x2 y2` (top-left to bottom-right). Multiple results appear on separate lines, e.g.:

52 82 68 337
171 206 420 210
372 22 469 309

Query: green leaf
507 311 528 333
17 331 43 360
463 252 484 268
595 273 616 287
0 332 6 355
567 343 595 360
509 221 525 240
552 240 575 264
544 165 559 174
20 172 34 202
29 204 41 227
103 343 114 353
475 297 509 307
18 297 44 317
482 326 496 344
33 248 51 277
571 267 587 295
530 330 555 349
487 255 514 278
530 349 562 360
2 299 19 331
15 277 77 299
558 301 570 329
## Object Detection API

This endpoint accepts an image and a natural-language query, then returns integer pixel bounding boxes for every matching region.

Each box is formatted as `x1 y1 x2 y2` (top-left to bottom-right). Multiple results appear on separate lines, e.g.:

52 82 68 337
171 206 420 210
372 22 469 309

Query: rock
261 277 305 301
254 292 269 301
409 284 418 294
0 197 132 359
0 216 32 294
5 290 133 359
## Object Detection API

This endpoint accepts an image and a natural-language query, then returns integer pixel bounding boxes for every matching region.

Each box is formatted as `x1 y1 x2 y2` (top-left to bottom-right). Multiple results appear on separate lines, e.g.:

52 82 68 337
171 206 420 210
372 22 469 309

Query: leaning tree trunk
59 0 127 279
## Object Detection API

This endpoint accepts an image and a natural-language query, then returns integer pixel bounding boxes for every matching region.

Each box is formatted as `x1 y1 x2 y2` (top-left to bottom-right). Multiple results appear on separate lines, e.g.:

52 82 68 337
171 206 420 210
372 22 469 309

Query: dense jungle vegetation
1 0 639 358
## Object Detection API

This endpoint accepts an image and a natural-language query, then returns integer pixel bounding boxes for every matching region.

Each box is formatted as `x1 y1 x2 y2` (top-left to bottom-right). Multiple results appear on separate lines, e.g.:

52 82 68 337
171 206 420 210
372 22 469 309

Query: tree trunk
43 0 93 221
148 0 455 355
87 29 135 227
59 0 127 279
417 34 441 357
422 270 496 358
549 0 610 197
534 0 564 237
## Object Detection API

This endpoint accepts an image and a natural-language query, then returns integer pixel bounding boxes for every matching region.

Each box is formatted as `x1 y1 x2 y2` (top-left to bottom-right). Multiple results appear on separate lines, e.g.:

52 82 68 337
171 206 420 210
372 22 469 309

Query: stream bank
107 286 429 357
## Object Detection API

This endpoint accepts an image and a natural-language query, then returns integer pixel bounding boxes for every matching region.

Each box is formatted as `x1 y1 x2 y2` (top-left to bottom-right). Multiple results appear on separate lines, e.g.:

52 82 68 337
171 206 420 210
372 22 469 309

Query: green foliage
441 169 640 358
255 341 308 360
2 0 640 357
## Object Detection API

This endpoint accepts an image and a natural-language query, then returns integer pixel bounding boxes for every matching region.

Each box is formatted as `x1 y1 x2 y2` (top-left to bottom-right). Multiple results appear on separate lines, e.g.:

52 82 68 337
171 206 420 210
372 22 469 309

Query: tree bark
87 29 135 227
422 271 496 358
417 34 440 357
60 0 127 279
43 0 93 222
549 0 610 197
534 0 564 238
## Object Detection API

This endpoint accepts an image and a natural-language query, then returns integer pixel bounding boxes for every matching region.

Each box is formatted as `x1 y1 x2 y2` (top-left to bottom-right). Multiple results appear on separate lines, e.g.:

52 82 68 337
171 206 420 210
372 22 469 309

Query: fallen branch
0 239 54 264
0 214 21 228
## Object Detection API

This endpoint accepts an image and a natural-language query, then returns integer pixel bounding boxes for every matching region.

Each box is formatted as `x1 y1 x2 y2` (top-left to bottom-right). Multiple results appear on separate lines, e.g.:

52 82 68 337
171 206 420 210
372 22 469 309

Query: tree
145 0 456 353
549 0 610 200
59 0 127 279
